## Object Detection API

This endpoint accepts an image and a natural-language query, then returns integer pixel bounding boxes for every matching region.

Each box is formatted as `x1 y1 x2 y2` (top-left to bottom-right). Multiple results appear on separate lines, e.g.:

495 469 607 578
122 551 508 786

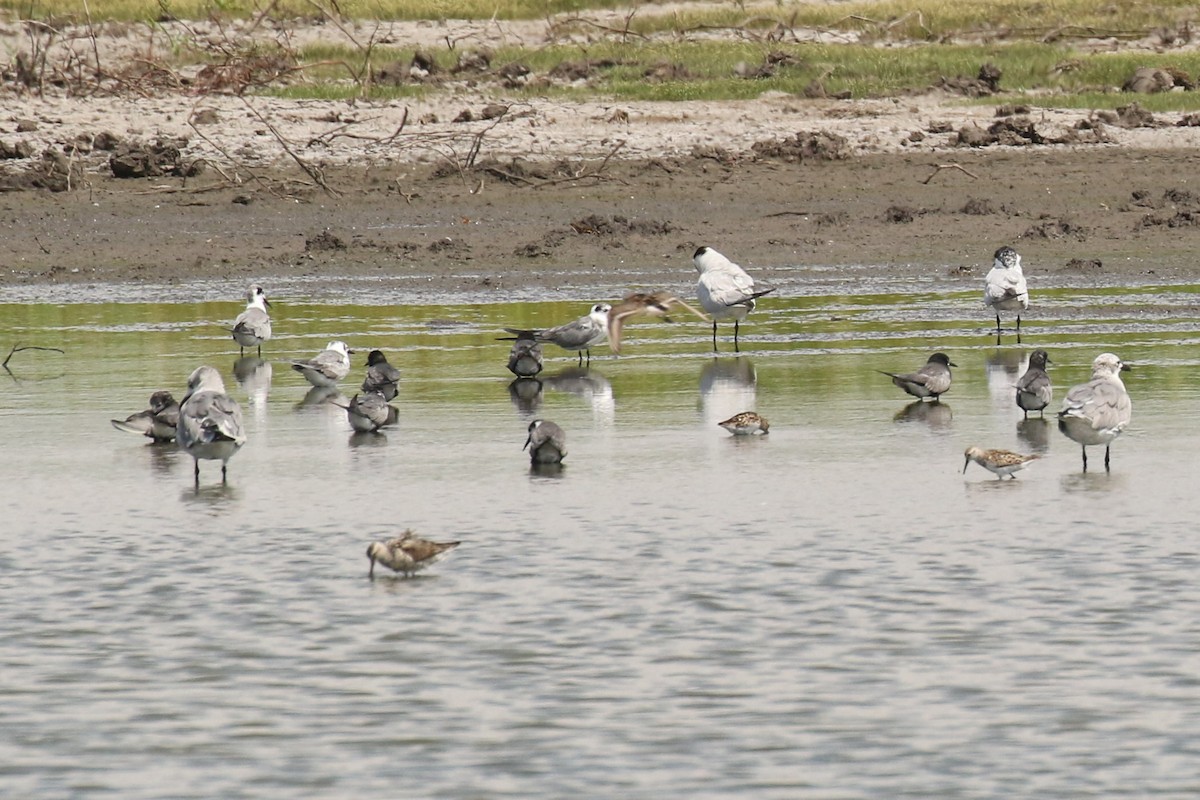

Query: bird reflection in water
893 400 953 430
700 357 757 428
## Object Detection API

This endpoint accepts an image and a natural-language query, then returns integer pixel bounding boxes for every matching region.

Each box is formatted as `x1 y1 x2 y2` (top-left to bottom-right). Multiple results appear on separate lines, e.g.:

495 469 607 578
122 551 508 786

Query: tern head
364 349 389 367
1029 349 1051 369
1091 352 1130 376
590 303 613 318
246 283 272 309
326 341 353 357
693 245 735 275
149 390 176 412
992 246 1021 271
928 352 957 368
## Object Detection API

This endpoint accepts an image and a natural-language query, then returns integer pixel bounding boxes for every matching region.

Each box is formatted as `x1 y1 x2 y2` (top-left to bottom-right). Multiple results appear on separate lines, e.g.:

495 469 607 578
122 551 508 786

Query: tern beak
962 457 971 475
523 434 532 451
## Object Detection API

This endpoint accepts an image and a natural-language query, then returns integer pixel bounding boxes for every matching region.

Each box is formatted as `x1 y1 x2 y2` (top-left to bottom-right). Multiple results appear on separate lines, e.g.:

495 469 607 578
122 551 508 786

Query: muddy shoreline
4 145 1200 300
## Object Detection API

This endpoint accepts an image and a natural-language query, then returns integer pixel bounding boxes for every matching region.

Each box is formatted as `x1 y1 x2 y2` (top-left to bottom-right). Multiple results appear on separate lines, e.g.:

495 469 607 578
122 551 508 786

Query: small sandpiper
963 446 1041 480
367 531 461 578
717 411 770 436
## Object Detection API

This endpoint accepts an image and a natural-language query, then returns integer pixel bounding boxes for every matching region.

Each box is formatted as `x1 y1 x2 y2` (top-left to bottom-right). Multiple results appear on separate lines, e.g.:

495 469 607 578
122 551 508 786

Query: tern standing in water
693 246 775 352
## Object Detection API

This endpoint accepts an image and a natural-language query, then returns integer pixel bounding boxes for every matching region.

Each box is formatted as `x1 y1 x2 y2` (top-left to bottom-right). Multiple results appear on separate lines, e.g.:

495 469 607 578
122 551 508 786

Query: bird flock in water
112 245 1133 576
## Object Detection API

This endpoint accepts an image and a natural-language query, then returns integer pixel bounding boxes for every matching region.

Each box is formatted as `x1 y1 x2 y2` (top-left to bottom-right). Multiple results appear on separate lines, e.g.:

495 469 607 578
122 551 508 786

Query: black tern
879 352 956 401
502 304 612 365
111 390 180 442
361 349 401 400
330 391 393 433
1016 349 1053 419
505 335 544 378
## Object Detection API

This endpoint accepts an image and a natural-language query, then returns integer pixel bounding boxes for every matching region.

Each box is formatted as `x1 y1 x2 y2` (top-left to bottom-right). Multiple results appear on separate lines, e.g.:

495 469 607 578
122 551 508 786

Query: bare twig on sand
240 98 341 197
922 163 980 185
479 140 628 188
3 343 65 372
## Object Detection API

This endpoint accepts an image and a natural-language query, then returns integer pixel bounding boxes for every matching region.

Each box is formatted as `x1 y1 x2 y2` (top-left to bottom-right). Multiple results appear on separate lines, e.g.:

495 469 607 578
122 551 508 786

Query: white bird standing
231 284 272 356
290 340 352 388
176 366 246 483
693 246 775 352
984 246 1029 340
1057 352 1132 472
502 304 612 365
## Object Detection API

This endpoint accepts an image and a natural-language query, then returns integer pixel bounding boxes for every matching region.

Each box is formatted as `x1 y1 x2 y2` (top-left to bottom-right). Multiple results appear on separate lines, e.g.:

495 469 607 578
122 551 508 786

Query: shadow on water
507 377 543 415
146 441 181 476
1059 470 1130 494
348 431 388 448
179 481 239 508
295 385 342 410
1016 417 1052 452
700 356 757 426
530 462 566 480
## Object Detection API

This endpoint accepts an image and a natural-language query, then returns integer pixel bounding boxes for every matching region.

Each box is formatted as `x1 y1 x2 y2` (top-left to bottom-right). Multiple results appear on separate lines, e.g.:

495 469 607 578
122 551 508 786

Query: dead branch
3 343 65 371
921 163 980 185
239 97 341 197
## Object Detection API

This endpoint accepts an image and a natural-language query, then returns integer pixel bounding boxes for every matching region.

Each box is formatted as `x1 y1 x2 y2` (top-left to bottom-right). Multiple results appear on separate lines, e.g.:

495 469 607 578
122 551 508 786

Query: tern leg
1016 315 1022 344
734 320 741 353
1104 445 1111 472
995 313 1002 334
1081 446 1088 473
711 321 718 352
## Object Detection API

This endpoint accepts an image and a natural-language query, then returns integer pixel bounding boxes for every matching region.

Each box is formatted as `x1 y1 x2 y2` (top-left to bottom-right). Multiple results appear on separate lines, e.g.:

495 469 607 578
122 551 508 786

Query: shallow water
3 279 1200 799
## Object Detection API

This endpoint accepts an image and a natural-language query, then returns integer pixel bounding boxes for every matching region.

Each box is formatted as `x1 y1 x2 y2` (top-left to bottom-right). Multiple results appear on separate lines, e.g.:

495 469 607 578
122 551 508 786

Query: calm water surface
2 272 1200 798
